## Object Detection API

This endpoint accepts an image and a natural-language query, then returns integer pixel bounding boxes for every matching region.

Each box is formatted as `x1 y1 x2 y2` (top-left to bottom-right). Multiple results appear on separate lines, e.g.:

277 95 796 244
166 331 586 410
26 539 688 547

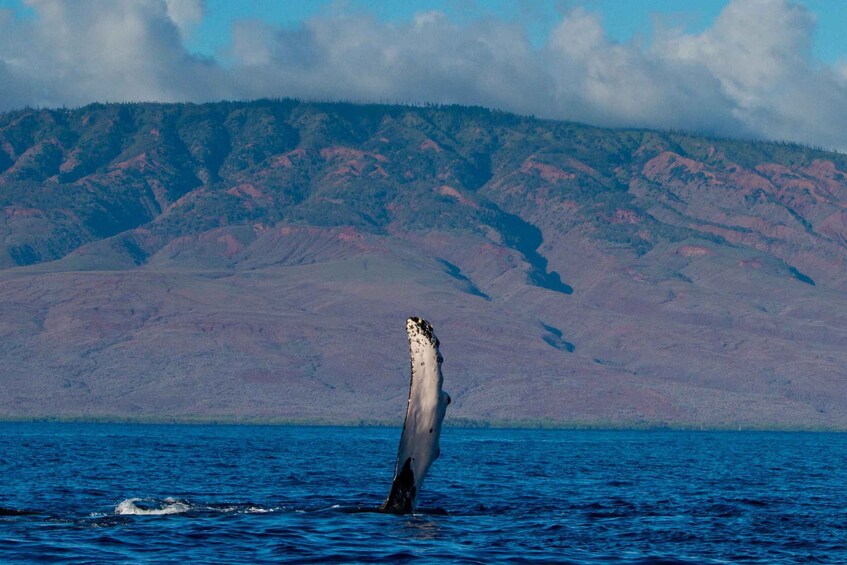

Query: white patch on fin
381 317 450 513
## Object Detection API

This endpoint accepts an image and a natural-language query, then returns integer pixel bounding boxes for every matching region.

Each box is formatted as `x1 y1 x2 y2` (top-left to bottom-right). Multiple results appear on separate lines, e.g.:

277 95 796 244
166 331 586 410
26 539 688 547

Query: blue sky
0 0 845 149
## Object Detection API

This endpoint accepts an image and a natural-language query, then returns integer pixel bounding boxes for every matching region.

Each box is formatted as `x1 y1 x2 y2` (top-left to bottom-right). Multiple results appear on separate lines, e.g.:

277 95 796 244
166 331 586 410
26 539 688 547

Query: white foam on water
113 498 278 516
115 497 192 516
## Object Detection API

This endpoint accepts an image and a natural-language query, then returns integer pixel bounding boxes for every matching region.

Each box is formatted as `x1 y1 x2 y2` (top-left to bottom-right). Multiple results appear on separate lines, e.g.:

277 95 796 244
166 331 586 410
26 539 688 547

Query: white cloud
0 0 845 150
655 0 847 148
164 0 203 38
543 8 738 134
0 0 227 107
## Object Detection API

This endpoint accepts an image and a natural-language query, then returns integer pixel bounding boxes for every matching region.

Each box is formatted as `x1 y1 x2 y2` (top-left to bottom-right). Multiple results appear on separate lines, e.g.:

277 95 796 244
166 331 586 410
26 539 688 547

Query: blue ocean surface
1 424 845 563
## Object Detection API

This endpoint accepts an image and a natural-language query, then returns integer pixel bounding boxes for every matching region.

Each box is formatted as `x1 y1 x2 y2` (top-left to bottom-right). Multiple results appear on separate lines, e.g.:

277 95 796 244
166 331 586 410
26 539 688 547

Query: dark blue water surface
1 424 845 563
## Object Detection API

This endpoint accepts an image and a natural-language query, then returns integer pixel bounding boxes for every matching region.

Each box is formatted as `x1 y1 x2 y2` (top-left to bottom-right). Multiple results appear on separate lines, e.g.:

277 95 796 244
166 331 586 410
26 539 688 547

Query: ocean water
1 424 845 563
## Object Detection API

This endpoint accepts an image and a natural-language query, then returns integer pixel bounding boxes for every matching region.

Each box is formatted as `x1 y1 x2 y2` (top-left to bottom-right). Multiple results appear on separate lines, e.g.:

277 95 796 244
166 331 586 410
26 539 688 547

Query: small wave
0 506 37 516
115 497 191 516
205 503 275 514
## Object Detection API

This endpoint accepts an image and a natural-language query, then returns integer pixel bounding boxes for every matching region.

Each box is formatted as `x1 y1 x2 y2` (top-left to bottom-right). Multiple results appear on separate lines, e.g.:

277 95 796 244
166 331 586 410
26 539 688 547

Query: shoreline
0 415 843 432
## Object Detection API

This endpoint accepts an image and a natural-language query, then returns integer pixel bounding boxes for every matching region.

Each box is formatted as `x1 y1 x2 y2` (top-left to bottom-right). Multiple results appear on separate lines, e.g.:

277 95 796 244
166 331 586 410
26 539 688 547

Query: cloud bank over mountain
1 0 845 149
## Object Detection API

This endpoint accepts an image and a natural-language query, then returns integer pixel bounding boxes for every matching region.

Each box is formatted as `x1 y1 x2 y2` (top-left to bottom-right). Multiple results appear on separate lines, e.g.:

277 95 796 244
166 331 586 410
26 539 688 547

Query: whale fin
381 317 450 514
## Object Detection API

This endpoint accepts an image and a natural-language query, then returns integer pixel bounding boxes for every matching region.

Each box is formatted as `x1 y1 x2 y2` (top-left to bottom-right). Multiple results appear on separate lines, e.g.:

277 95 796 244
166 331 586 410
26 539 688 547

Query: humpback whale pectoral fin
382 317 450 514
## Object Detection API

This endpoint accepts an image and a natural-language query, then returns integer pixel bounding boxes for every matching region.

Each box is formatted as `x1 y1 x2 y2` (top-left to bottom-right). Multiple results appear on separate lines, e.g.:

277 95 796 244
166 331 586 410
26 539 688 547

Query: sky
0 0 846 150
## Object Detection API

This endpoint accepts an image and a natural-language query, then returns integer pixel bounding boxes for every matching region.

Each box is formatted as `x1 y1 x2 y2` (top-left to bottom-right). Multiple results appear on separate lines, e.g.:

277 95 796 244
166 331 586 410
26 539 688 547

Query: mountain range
1 99 846 428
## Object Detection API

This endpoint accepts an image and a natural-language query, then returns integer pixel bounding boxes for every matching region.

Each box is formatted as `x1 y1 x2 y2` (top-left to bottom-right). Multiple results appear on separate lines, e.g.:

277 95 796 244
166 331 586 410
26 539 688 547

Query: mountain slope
1 100 846 428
